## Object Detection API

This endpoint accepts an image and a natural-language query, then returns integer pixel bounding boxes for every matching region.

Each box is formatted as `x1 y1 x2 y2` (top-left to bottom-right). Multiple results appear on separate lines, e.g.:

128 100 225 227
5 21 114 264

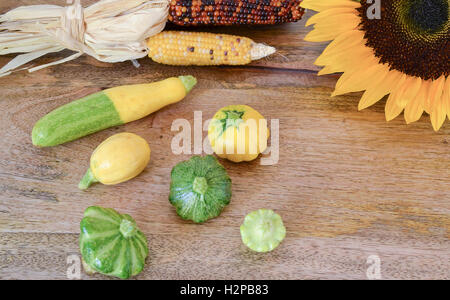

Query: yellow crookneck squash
208 105 269 163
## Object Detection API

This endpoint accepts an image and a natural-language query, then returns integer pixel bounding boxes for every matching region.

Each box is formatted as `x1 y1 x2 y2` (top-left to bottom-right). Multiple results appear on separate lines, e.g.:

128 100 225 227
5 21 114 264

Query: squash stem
120 219 137 238
78 168 99 190
179 75 197 94
193 177 208 195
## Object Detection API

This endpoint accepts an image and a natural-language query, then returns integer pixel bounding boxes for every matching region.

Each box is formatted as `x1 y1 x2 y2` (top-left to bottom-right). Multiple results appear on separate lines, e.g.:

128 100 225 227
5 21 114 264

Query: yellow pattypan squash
208 105 269 163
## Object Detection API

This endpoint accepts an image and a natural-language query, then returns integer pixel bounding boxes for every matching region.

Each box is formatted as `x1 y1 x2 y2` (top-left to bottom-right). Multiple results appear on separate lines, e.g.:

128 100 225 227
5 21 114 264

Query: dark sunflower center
358 0 449 80
407 0 448 33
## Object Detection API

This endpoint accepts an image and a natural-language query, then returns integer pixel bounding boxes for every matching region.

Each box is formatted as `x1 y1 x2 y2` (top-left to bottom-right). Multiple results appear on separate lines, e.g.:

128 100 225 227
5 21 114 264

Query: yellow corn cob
147 31 276 66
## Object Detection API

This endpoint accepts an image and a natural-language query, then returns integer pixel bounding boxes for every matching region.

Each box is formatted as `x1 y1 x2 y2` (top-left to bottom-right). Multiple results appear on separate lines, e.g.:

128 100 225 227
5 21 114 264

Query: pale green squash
240 209 286 253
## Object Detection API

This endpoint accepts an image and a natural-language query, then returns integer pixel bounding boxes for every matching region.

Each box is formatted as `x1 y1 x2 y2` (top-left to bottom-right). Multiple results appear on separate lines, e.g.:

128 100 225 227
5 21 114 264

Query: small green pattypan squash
169 155 232 223
240 209 286 253
79 206 149 279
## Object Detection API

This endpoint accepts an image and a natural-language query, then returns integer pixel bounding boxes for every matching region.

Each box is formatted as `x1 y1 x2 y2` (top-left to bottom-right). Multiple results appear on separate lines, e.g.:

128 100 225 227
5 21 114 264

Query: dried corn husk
0 0 169 77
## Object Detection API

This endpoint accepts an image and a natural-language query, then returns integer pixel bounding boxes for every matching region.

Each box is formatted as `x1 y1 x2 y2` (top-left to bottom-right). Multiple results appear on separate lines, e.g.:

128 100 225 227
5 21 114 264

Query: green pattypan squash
169 155 232 223
240 209 286 253
79 206 149 279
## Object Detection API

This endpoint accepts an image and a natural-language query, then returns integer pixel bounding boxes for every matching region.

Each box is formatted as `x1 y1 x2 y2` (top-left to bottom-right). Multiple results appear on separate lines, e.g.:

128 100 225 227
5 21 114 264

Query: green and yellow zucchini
32 76 197 147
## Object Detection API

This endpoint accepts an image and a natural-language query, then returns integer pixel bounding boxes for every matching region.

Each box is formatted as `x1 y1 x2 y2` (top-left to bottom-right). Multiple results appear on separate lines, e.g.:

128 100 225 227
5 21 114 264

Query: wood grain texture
0 1 449 280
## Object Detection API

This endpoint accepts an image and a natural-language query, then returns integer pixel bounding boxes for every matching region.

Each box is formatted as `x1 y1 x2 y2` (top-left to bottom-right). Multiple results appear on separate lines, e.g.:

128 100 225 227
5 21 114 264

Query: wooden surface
0 1 449 280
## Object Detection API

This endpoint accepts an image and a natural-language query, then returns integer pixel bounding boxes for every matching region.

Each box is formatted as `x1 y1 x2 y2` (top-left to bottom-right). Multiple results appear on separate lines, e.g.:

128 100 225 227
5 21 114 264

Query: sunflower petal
424 75 445 114
312 13 360 31
444 78 450 120
319 30 364 57
315 30 365 66
385 91 405 121
431 97 446 131
397 76 422 107
304 30 331 42
307 14 361 42
404 80 429 124
358 67 399 110
332 56 381 96
301 0 361 12
306 8 358 27
429 76 447 131
318 65 339 76
317 45 368 73
315 41 367 66
333 45 377 74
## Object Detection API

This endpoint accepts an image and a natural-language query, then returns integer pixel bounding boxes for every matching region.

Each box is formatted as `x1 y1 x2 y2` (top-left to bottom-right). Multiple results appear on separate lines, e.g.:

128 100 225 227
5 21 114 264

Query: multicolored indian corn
168 0 305 26
147 31 276 66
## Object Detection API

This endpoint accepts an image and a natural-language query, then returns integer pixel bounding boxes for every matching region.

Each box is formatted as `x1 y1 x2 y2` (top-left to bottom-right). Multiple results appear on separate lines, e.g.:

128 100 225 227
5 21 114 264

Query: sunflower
301 0 449 131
